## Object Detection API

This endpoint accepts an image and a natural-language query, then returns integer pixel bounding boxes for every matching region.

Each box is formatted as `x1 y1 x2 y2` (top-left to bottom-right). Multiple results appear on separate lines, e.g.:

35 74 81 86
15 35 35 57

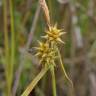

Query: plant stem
3 0 11 95
9 0 15 94
21 67 49 96
47 0 53 23
57 47 73 87
51 66 57 96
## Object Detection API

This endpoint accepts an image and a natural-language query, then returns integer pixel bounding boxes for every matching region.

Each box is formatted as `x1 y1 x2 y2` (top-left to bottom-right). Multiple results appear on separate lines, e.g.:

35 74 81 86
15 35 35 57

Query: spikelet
42 24 66 44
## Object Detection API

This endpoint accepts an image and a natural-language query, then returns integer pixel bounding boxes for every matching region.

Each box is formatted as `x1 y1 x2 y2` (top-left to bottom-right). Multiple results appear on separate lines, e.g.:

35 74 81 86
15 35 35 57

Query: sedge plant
21 0 73 96
3 0 15 95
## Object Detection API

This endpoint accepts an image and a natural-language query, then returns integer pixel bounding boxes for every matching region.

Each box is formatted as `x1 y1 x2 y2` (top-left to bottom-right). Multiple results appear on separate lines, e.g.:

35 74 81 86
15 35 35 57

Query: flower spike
42 24 66 44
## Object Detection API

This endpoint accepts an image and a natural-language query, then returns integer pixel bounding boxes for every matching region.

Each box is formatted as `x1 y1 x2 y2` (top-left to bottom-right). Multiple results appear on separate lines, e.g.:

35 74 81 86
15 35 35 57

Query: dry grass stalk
39 0 50 26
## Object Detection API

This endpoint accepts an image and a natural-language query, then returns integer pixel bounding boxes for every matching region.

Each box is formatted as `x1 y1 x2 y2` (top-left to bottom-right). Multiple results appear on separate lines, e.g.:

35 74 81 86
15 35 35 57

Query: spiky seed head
35 41 56 66
35 41 49 57
42 24 66 44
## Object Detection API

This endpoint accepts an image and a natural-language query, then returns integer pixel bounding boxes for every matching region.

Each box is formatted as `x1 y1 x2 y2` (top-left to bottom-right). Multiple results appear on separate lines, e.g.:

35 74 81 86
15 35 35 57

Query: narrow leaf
50 66 57 96
57 47 73 88
21 67 49 96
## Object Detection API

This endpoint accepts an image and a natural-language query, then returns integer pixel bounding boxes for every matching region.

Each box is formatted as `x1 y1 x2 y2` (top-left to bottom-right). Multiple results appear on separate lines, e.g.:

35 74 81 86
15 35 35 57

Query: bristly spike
42 54 46 58
48 26 52 31
54 23 58 29
41 35 48 39
59 32 66 36
43 24 66 44
38 41 43 46
35 52 41 56
34 47 41 50
46 31 52 35
57 38 65 44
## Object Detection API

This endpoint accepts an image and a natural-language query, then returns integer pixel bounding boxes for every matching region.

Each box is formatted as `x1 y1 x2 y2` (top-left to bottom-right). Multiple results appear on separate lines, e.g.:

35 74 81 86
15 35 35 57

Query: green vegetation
0 0 96 96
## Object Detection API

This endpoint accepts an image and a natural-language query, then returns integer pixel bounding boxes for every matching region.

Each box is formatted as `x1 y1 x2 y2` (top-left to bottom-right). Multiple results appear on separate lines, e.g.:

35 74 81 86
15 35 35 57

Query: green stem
21 67 49 96
51 66 57 96
57 47 73 87
9 0 15 94
3 0 11 95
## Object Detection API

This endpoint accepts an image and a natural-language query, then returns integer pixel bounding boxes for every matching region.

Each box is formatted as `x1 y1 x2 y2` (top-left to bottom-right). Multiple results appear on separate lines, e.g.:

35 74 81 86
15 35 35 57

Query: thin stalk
3 0 10 95
57 47 73 87
9 0 15 89
21 67 49 96
50 66 57 96
47 0 53 23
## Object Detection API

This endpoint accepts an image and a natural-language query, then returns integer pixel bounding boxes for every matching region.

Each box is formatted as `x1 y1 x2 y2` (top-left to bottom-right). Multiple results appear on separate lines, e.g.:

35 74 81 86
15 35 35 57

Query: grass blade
57 47 73 87
21 67 49 96
3 0 11 95
50 66 57 96
9 0 15 88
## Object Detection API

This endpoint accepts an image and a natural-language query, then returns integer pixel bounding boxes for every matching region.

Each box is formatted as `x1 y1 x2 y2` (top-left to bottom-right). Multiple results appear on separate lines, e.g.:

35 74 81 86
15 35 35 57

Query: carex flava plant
21 0 73 96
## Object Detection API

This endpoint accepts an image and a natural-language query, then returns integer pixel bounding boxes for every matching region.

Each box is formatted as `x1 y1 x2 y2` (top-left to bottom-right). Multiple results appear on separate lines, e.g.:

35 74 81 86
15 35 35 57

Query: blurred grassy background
0 0 96 96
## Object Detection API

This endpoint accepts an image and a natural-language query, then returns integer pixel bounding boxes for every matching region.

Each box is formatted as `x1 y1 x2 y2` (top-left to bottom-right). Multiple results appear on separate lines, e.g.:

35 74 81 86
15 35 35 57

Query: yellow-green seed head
42 24 66 44
35 41 56 65
35 41 49 58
